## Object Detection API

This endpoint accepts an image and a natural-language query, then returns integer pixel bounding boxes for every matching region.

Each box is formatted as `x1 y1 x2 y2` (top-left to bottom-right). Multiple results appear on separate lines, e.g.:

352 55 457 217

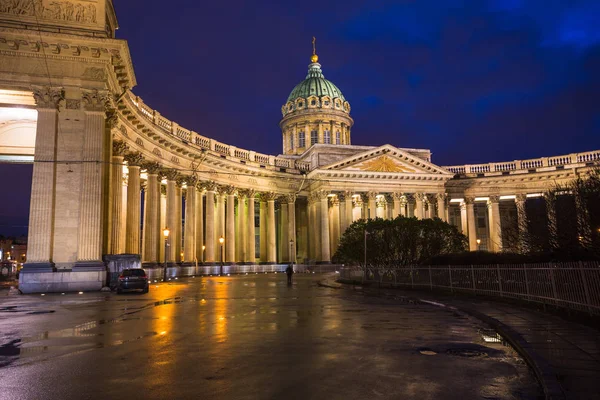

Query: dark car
116 269 149 294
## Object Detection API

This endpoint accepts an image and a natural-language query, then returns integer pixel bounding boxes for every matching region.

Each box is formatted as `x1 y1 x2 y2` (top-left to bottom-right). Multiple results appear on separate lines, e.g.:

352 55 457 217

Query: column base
316 261 331 265
21 262 56 273
142 262 161 270
259 261 276 265
73 261 106 272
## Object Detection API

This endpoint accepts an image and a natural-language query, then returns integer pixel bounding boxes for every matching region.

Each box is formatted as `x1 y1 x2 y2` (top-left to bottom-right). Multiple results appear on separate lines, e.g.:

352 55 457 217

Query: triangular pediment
322 144 452 175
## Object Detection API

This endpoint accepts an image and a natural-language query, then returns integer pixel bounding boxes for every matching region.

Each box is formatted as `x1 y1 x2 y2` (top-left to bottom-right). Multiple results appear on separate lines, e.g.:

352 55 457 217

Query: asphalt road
0 273 541 400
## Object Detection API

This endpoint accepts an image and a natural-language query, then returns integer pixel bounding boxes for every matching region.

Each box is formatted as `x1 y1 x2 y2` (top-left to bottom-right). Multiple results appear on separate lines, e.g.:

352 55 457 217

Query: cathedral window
324 100 330 106
299 131 306 148
336 130 341 144
310 130 318 145
298 102 303 108
311 100 316 106
324 130 331 144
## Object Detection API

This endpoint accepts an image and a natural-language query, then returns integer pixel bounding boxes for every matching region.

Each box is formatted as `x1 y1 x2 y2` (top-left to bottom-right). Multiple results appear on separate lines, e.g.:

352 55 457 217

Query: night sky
1 0 599 236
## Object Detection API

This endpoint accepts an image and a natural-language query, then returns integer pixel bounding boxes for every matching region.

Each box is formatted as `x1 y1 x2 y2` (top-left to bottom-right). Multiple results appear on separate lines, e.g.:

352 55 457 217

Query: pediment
322 144 452 175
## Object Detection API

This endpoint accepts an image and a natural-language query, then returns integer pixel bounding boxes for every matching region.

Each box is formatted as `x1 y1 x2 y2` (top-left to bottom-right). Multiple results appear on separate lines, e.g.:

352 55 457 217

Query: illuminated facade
0 1 598 292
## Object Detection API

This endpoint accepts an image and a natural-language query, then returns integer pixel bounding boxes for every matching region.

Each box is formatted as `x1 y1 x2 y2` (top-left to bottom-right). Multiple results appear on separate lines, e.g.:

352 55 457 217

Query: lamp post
163 227 170 282
476 238 481 251
364 229 369 282
219 236 225 276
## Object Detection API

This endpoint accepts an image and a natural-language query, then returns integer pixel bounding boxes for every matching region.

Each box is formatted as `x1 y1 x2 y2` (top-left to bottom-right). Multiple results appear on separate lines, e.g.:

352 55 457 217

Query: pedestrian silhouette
285 265 294 285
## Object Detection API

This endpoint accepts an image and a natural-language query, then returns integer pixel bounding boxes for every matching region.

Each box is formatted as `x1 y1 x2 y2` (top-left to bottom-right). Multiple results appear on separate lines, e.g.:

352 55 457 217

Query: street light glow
163 228 170 238
219 237 224 244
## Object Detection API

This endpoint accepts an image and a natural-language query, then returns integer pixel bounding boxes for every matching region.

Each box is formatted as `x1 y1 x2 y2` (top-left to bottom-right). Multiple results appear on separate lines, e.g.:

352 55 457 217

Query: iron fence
339 262 600 316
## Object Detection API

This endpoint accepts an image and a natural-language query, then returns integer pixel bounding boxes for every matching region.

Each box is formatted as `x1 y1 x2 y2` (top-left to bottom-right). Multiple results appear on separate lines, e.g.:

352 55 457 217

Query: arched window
298 131 305 148
336 130 341 144
324 130 331 144
310 130 318 145
290 133 294 150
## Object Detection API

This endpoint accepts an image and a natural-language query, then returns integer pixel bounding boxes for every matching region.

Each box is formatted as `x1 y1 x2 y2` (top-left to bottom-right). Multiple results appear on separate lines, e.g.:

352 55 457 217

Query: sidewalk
321 277 600 400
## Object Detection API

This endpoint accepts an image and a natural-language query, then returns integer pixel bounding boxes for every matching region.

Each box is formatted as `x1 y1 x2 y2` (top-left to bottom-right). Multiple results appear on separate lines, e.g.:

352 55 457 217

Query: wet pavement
0 274 541 400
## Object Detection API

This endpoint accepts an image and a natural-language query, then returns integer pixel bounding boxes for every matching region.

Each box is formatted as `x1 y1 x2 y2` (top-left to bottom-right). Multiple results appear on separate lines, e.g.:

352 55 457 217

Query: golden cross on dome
311 37 319 63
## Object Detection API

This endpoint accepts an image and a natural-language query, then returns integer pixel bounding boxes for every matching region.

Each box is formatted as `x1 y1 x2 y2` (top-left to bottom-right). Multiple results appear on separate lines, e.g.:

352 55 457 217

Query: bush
332 216 467 267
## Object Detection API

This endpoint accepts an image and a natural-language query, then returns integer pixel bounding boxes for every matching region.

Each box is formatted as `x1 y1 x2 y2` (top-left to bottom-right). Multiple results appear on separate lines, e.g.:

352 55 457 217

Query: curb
339 281 566 400
317 279 343 289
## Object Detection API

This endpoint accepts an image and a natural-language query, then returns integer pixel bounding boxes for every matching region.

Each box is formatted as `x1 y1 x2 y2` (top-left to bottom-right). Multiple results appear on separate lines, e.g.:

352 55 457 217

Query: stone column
24 87 64 272
216 189 226 261
75 90 111 270
280 201 289 262
175 178 184 263
164 170 179 264
259 197 267 262
195 185 204 263
516 194 529 253
392 192 402 218
204 183 217 263
238 191 248 263
544 192 559 251
159 185 166 262
286 194 297 262
246 191 256 263
338 192 352 236
317 191 331 263
225 186 236 263
437 193 447 222
264 192 278 263
415 193 425 219
308 195 316 261
488 196 502 252
465 197 478 251
330 197 340 254
400 196 407 217
460 200 468 236
110 141 128 254
365 191 377 219
142 162 161 266
125 153 144 255
183 178 197 265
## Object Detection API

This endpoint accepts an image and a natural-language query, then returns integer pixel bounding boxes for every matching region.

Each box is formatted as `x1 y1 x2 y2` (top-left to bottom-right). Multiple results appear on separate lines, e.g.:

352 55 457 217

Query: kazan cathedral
0 1 597 293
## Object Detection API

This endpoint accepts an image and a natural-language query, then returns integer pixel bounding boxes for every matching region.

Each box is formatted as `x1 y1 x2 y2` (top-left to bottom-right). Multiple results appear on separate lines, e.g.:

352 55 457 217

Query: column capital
314 190 329 201
175 176 187 188
142 161 162 175
31 85 64 109
392 192 404 201
203 180 219 192
185 175 199 187
124 152 144 167
337 191 352 201
516 193 527 203
463 196 475 205
488 195 500 204
140 180 147 192
284 193 297 204
329 197 340 207
106 111 119 129
112 140 129 156
260 191 278 202
436 193 448 201
364 191 377 201
82 89 113 113
223 185 237 195
160 185 167 196
415 192 425 201
162 168 180 182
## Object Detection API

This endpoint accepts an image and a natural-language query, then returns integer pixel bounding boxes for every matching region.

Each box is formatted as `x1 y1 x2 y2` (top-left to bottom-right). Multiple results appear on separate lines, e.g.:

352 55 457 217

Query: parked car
116 268 149 294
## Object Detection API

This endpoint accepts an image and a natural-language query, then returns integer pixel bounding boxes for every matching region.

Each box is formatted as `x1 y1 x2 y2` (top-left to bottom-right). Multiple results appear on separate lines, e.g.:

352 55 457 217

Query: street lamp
363 229 369 282
476 238 481 251
202 245 206 263
163 227 170 281
219 236 225 276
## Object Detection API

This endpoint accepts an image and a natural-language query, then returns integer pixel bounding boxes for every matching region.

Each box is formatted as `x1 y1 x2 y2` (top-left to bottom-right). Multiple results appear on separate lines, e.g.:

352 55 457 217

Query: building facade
0 1 598 292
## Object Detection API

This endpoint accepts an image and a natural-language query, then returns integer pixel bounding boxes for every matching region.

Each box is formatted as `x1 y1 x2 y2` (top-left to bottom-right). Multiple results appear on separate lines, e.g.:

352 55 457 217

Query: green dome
286 63 346 103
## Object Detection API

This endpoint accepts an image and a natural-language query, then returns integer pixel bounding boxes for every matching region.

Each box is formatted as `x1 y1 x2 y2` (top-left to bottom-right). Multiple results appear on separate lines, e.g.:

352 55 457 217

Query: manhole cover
446 348 488 358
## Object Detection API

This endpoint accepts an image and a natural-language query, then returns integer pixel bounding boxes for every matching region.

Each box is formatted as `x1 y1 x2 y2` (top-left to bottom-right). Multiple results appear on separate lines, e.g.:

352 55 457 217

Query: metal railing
340 262 600 316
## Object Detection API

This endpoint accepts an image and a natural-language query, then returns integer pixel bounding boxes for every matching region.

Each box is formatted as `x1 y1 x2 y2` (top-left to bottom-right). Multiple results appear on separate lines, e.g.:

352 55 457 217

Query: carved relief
105 111 118 129
119 124 128 137
31 85 64 109
152 148 162 158
135 138 144 148
357 155 413 173
0 0 97 24
65 99 80 110
82 67 105 81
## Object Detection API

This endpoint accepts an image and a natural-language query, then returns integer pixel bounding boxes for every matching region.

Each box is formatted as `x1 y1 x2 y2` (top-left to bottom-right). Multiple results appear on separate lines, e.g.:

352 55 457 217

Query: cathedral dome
286 62 346 104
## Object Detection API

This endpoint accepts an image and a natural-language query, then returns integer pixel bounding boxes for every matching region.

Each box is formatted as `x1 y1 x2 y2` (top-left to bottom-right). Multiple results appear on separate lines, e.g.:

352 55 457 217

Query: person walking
285 264 294 285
